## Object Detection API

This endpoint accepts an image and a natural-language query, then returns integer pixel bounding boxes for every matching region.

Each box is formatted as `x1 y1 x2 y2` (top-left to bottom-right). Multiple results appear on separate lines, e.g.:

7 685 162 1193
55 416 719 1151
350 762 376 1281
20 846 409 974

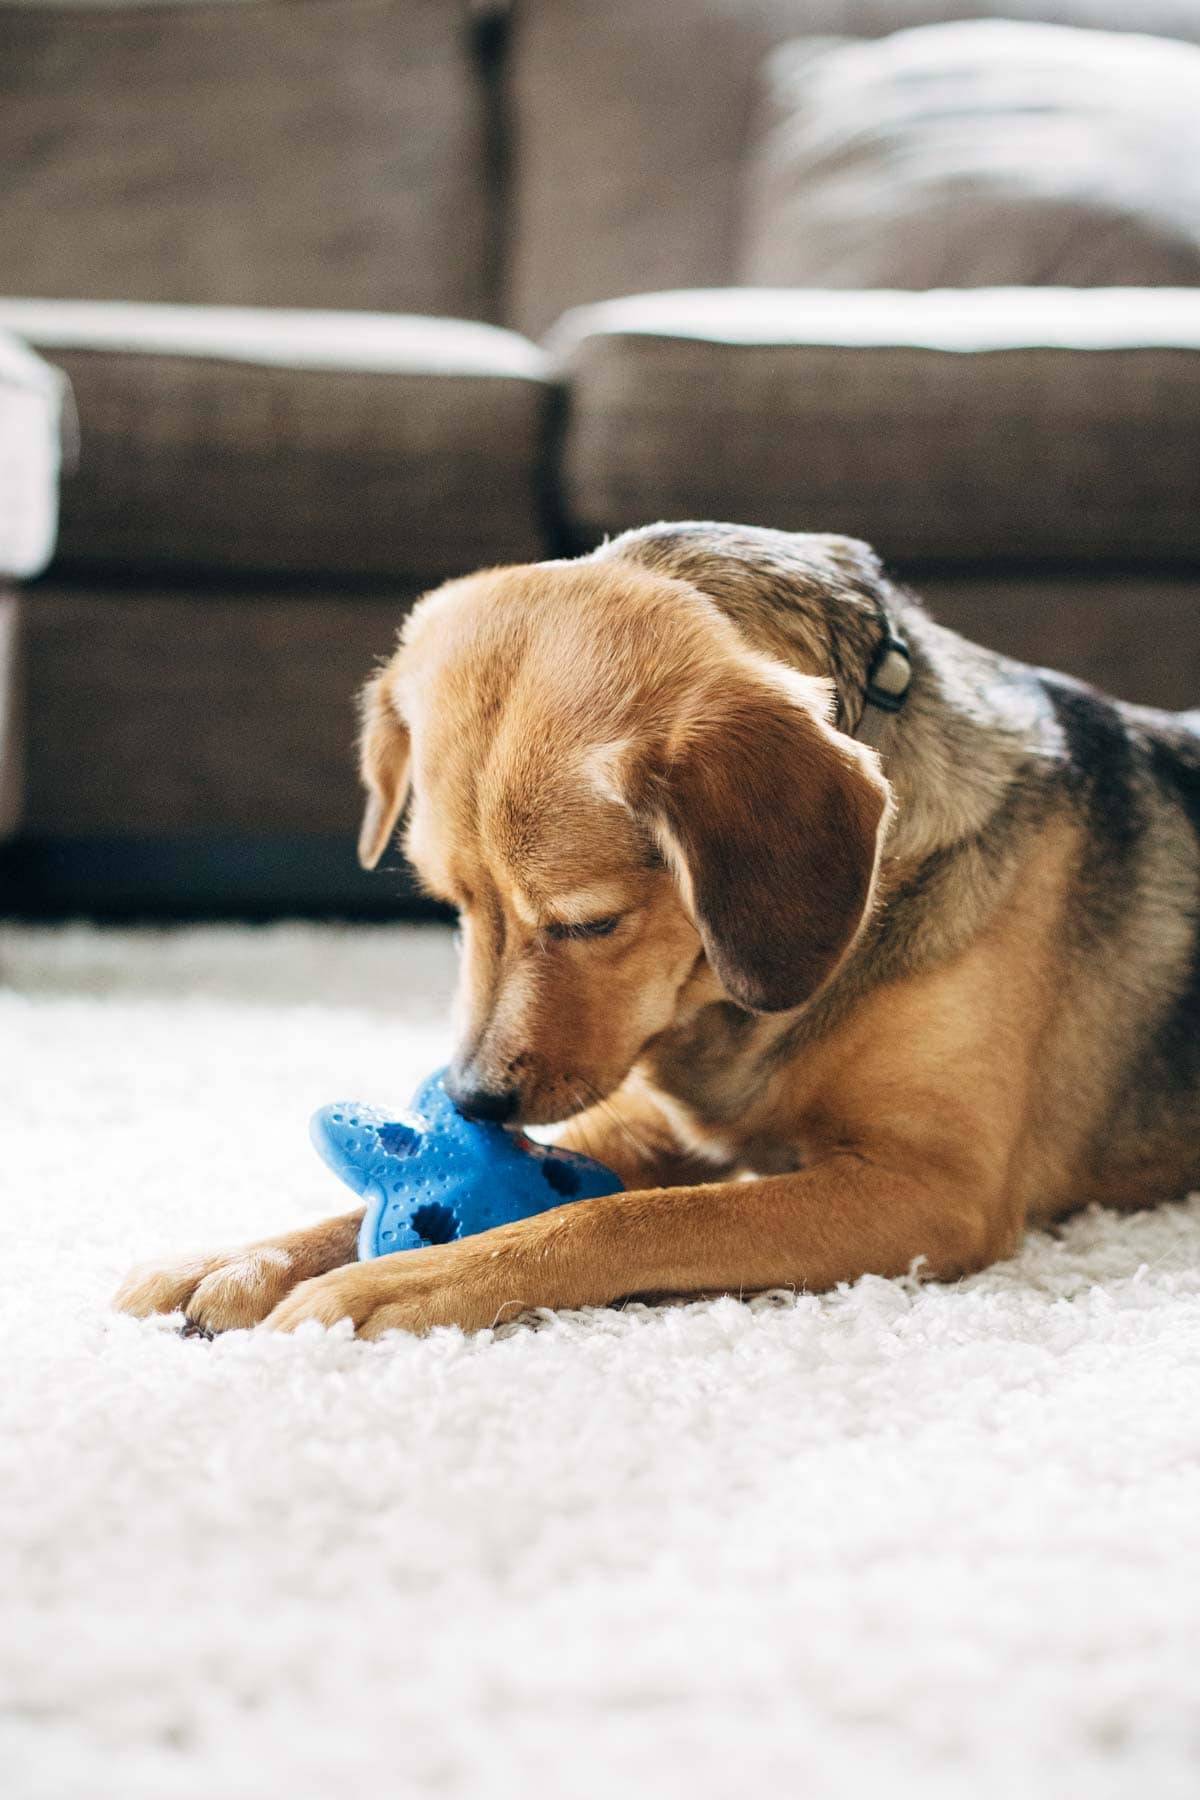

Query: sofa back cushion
742 21 1200 289
0 0 494 319
506 0 1200 338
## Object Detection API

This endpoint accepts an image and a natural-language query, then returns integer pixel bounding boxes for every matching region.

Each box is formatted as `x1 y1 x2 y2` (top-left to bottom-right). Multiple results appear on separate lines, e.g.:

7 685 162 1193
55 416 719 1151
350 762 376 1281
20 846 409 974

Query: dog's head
358 548 891 1125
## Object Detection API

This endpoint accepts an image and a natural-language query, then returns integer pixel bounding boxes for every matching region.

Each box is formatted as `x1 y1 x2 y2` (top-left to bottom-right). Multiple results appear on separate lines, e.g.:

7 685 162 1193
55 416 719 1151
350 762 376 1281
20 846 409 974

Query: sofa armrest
0 329 64 842
548 288 1200 563
0 590 21 840
0 328 67 579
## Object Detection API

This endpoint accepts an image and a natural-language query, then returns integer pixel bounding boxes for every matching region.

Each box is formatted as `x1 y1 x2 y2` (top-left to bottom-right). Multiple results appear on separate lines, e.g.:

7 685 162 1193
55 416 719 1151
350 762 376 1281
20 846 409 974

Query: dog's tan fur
116 523 1200 1338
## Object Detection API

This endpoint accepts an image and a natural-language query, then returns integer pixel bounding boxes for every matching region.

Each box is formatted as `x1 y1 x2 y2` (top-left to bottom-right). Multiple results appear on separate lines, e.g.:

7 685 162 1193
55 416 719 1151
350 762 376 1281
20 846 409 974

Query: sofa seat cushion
0 329 65 579
549 287 1200 564
0 0 493 320
0 301 553 581
743 21 1200 289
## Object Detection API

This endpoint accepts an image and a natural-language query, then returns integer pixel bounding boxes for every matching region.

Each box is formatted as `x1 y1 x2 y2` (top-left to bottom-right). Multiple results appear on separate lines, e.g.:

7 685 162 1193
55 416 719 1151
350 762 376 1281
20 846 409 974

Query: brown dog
116 522 1200 1337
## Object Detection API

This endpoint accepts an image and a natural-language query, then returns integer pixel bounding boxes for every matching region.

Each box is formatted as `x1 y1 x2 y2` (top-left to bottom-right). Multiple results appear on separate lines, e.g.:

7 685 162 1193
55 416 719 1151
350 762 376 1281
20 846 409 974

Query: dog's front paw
262 1244 506 1340
113 1253 217 1321
114 1209 365 1334
188 1247 301 1330
114 1245 300 1332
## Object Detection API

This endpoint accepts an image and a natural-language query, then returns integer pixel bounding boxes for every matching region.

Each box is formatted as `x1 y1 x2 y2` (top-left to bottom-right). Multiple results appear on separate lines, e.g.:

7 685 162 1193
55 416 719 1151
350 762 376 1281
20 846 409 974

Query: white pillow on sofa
740 20 1200 288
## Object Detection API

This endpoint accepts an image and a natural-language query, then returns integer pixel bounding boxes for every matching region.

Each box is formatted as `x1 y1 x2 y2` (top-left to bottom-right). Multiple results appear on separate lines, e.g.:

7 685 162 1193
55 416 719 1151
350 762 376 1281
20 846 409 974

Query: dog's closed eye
545 915 623 942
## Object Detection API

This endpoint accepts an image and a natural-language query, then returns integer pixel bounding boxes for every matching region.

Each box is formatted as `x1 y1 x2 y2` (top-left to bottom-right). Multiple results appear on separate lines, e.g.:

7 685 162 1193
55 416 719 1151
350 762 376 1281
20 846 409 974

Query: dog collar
855 607 912 747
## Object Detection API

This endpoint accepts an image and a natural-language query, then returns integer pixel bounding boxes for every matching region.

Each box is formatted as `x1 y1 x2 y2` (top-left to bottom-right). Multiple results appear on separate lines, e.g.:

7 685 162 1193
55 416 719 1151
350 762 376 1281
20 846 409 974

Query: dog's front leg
114 1206 365 1332
263 1156 1006 1339
551 1083 736 1191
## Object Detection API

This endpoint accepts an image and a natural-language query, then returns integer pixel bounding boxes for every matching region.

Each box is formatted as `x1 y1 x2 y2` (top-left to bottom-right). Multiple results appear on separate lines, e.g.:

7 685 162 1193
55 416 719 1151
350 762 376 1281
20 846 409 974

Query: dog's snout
444 1071 520 1125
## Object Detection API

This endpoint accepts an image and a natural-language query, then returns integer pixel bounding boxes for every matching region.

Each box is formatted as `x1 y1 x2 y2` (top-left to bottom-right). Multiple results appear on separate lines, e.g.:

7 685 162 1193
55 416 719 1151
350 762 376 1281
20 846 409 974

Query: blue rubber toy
310 1069 623 1261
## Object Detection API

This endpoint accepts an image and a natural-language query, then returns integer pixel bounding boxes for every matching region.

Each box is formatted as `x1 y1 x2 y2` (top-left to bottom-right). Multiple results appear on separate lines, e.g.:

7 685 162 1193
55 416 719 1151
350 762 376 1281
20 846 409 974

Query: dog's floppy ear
357 670 411 870
633 665 891 1013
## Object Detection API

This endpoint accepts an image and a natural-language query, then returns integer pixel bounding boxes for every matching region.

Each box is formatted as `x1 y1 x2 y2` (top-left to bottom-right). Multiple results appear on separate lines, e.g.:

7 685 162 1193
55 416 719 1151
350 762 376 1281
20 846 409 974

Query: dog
115 521 1200 1338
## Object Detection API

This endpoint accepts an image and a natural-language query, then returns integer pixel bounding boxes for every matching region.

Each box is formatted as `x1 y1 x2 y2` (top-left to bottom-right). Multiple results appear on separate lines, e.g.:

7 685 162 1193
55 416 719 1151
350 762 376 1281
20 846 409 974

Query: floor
4 923 1200 1799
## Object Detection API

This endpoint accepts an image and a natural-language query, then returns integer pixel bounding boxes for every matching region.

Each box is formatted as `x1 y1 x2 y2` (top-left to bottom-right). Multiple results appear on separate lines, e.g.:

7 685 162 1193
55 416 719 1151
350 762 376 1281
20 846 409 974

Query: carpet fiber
4 923 1200 1799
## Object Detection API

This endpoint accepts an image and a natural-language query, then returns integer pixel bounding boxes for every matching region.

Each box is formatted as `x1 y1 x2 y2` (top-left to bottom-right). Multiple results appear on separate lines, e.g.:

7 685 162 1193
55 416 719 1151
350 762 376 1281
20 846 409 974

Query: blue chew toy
311 1069 623 1261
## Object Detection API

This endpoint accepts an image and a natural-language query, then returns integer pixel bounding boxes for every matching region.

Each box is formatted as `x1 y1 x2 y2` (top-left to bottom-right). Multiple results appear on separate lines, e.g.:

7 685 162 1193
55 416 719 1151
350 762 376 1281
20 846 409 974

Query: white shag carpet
4 923 1200 1800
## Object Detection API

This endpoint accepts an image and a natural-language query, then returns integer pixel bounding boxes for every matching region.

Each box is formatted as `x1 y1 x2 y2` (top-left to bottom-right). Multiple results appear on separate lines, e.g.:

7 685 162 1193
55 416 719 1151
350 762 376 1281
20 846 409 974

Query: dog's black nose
444 1074 519 1124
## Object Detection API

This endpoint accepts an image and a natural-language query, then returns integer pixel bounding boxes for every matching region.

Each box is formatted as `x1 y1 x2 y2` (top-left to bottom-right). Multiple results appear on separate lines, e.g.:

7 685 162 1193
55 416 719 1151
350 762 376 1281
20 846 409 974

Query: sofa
2 0 1199 917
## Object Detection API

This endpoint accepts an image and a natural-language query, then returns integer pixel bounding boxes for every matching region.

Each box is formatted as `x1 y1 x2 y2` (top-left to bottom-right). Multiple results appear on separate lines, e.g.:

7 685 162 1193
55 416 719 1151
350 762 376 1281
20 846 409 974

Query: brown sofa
3 0 1199 916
